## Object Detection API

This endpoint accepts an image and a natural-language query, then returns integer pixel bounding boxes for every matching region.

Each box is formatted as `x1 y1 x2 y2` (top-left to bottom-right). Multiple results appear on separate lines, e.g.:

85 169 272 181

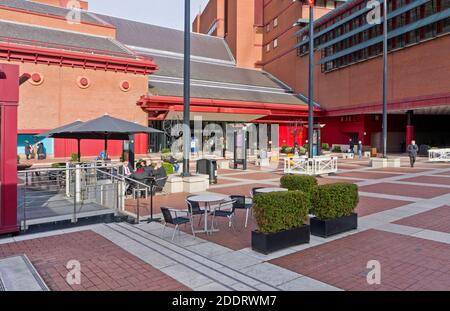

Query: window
266 44 270 52
266 24 270 32
273 39 278 48
273 18 278 28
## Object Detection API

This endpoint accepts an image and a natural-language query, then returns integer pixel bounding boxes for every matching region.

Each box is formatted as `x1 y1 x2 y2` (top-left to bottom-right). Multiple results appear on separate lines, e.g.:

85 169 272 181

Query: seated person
135 160 147 173
121 161 133 177
168 156 180 172
152 161 168 193
143 160 155 176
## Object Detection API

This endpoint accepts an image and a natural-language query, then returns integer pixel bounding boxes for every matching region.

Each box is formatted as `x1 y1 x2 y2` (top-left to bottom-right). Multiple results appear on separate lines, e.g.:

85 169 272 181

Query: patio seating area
2 154 450 291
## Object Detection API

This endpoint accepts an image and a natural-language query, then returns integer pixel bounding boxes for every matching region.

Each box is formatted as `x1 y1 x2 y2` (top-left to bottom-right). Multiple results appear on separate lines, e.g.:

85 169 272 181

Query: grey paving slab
195 282 232 291
160 263 217 289
412 230 450 244
0 255 48 291
239 263 300 287
278 277 342 291
376 223 425 236
359 192 419 202
212 251 263 270
188 241 233 258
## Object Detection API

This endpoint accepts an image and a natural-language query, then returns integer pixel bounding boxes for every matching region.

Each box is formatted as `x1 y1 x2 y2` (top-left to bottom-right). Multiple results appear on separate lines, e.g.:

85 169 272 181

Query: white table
255 187 288 194
187 194 227 234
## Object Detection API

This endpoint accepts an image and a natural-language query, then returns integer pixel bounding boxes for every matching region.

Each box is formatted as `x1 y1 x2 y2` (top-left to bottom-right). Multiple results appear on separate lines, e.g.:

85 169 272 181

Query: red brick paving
210 183 276 196
271 229 450 290
316 178 360 185
371 167 432 173
394 206 450 234
181 209 255 250
0 231 189 291
337 171 399 179
356 196 411 217
359 183 450 199
401 176 450 186
214 178 239 185
125 192 190 216
231 172 283 180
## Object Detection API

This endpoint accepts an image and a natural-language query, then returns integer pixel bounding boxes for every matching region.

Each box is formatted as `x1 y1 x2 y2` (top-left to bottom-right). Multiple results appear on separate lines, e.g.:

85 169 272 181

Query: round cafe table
187 194 227 234
255 187 288 194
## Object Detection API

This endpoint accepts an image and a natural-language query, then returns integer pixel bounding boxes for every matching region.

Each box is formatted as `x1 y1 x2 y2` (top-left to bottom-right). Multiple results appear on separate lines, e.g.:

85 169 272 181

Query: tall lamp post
182 0 191 176
307 0 314 158
382 0 388 158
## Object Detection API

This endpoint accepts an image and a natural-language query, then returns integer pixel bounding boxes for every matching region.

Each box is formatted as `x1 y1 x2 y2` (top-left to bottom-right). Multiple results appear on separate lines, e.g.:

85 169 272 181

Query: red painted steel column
0 64 20 235
406 126 415 146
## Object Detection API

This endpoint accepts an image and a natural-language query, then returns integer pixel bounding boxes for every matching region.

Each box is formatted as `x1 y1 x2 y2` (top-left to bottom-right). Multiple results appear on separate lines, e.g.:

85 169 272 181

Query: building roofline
0 41 158 74
0 2 116 29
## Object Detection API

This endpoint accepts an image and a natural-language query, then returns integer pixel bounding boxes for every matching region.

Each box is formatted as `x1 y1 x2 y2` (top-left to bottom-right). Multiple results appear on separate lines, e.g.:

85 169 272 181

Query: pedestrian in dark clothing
349 139 355 155
407 140 419 168
37 143 46 160
24 140 31 160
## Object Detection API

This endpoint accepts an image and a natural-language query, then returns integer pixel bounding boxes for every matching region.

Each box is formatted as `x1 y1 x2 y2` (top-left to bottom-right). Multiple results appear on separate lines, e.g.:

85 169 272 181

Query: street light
183 0 191 176
307 0 314 159
382 0 388 158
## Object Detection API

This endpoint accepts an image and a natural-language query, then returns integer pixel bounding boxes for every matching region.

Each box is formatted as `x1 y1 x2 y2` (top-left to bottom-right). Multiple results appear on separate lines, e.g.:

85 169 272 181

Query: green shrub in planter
280 175 318 209
162 162 174 175
161 148 171 154
322 143 330 151
253 191 309 234
332 145 342 153
280 145 292 154
70 152 78 162
312 183 359 220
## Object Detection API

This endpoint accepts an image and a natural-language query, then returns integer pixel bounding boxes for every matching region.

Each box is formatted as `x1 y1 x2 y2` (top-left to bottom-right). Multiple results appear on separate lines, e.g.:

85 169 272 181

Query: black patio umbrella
38 115 162 162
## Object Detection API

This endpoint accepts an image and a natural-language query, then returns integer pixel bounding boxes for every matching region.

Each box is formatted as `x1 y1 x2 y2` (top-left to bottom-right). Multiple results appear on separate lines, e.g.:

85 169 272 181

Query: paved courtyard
1 155 450 291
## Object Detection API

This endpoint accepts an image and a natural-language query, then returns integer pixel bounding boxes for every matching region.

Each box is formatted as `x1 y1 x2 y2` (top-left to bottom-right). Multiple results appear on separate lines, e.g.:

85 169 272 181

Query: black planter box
252 225 310 254
310 213 358 238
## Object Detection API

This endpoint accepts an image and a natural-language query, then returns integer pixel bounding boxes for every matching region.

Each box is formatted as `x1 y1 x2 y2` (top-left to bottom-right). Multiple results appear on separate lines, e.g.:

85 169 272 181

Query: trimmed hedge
280 175 318 210
312 183 359 220
281 175 318 192
253 191 309 234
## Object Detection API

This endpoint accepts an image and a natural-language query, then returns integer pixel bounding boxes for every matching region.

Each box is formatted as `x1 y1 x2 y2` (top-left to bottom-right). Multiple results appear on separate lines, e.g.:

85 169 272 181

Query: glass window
273 17 278 28
273 38 278 48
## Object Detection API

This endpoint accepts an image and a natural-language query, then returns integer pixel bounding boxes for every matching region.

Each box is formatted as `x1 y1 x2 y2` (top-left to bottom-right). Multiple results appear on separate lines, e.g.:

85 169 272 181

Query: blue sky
89 0 209 30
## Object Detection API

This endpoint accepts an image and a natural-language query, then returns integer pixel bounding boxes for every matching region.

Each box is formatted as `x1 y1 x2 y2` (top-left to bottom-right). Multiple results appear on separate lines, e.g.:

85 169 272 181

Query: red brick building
1 0 449 158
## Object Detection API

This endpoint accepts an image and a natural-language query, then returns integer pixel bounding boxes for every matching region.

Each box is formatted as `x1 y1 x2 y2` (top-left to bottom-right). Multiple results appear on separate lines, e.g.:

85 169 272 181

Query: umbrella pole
104 136 108 159
77 138 81 162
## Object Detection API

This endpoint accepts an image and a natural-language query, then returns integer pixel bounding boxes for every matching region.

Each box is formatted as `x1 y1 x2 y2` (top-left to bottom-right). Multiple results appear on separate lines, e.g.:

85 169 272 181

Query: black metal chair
160 207 195 240
230 195 253 228
186 195 206 226
210 199 237 230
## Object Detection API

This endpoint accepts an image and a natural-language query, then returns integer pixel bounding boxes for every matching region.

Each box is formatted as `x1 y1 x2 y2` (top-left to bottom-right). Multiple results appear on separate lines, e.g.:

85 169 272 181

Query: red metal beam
324 93 450 116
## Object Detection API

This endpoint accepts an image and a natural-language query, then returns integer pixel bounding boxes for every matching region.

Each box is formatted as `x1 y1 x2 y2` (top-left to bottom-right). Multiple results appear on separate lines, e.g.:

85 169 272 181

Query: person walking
357 141 363 159
24 140 31 160
349 139 355 156
407 140 419 168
